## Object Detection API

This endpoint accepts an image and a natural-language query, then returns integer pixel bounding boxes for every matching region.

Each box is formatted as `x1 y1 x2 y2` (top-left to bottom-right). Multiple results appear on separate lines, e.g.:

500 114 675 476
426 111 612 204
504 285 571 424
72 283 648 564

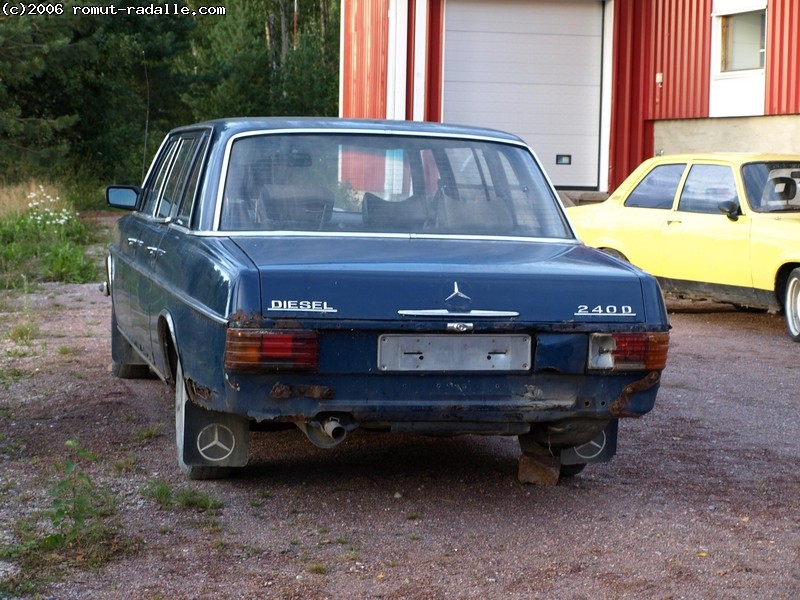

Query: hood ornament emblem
445 282 471 303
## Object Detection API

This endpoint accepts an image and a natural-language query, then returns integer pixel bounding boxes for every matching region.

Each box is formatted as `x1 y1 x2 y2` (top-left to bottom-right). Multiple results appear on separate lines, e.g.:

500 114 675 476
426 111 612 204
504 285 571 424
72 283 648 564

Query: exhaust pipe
299 415 353 449
322 417 346 443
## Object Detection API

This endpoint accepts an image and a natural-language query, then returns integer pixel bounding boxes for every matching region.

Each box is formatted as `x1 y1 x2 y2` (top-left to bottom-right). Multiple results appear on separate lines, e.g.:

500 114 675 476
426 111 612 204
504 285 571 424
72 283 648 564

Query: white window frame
709 0 767 117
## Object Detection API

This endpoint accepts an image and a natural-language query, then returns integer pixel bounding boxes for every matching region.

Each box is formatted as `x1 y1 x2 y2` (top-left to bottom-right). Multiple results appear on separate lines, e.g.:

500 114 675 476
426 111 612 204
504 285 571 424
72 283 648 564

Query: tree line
0 0 339 188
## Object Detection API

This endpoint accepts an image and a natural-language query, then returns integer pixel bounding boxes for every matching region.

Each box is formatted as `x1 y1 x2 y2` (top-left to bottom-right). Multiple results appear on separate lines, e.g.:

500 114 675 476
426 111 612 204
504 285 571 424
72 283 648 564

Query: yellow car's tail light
588 332 669 371
224 329 319 371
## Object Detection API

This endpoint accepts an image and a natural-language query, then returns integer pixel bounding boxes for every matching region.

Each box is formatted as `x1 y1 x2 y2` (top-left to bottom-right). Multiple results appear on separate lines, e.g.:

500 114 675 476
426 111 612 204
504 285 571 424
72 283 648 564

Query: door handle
146 246 165 257
126 237 143 247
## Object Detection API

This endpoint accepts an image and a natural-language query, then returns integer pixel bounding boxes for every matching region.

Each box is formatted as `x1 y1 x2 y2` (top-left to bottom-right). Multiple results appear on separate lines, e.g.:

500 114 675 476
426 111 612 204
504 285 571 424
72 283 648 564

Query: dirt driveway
1 283 798 599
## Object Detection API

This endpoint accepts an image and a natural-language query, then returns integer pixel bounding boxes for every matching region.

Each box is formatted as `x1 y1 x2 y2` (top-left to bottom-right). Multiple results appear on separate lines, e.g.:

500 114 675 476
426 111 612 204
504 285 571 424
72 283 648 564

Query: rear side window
141 140 179 215
624 164 686 209
678 165 738 214
175 135 210 227
142 132 207 219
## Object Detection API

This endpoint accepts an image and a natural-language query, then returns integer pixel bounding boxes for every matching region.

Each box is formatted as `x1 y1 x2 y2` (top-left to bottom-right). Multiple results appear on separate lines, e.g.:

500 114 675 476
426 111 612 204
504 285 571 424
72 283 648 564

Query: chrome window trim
182 229 581 245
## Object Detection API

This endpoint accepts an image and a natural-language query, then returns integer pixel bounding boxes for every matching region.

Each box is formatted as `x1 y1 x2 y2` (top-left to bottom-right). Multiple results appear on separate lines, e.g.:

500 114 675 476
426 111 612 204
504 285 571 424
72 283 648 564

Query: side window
141 140 179 215
156 136 202 219
175 136 209 228
678 165 738 214
624 164 685 209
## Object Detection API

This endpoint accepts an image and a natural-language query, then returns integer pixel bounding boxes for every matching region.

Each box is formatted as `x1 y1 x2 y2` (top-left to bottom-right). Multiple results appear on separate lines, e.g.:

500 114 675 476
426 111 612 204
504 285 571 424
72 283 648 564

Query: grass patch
111 453 139 474
8 320 39 344
142 480 175 510
0 439 131 596
134 424 164 442
307 563 328 575
0 367 28 388
142 480 224 514
0 184 101 289
175 487 224 512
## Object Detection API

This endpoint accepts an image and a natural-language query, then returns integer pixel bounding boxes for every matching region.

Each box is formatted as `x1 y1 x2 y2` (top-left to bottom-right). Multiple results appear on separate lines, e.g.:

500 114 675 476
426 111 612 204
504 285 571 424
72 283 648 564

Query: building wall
765 0 800 114
611 0 800 189
648 0 712 120
654 115 800 156
608 0 652 190
340 0 800 191
340 0 391 119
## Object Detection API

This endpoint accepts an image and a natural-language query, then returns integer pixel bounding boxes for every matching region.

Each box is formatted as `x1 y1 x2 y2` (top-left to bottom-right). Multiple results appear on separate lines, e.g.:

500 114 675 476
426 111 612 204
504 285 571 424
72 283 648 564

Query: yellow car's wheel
785 268 800 342
600 248 629 263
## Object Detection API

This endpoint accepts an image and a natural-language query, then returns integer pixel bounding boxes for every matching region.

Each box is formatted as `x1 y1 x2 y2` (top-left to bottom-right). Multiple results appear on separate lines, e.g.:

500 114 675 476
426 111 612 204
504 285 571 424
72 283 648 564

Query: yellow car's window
742 161 800 213
677 165 737 214
623 164 685 209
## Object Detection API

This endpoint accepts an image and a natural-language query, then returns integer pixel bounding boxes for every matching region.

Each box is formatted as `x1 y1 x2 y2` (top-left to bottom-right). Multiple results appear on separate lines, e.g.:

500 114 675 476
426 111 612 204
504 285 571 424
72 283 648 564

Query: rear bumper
197 370 661 444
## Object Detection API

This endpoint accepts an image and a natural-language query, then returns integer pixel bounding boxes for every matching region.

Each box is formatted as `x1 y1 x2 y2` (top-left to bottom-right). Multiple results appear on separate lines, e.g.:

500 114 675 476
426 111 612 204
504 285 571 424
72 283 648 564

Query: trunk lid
232 236 652 325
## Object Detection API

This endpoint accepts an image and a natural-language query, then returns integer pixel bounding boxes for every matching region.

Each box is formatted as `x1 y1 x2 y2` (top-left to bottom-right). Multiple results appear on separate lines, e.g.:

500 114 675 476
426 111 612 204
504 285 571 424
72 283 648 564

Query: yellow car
566 153 800 341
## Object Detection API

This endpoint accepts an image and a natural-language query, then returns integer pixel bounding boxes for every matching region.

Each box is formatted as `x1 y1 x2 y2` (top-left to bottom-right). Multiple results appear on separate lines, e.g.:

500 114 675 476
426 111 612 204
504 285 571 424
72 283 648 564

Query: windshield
742 162 800 213
218 133 570 238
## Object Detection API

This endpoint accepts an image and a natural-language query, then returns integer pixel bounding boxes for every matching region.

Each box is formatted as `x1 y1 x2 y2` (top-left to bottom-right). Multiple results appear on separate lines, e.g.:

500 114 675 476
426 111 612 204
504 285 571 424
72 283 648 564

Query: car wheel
175 361 232 480
559 463 587 478
785 268 800 342
600 248 629 262
110 307 150 379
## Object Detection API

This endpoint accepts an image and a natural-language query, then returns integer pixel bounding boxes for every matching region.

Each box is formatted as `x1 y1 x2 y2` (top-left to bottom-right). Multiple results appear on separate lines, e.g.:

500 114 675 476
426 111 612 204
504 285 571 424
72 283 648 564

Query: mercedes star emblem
445 281 471 303
196 423 236 462
573 431 607 460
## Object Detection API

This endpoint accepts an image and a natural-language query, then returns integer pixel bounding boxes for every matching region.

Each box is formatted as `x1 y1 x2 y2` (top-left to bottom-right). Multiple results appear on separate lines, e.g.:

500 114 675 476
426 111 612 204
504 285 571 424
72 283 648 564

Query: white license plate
377 334 531 372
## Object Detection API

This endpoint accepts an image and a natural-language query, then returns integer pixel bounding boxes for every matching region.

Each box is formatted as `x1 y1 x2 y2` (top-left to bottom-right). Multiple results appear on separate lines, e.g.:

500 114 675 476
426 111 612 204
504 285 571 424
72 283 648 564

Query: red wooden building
340 0 800 191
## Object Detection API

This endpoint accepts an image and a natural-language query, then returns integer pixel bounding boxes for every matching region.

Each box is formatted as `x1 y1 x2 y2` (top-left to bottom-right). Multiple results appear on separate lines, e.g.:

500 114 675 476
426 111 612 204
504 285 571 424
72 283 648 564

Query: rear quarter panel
150 230 260 393
749 214 800 295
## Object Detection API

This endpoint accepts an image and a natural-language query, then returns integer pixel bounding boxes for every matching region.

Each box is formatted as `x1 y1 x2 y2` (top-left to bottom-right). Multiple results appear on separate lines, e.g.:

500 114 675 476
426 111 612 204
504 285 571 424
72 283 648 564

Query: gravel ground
0 283 798 599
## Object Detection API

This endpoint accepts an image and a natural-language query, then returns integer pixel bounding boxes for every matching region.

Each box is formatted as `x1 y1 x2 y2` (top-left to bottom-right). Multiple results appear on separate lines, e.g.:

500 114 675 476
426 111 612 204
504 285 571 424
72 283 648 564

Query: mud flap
181 401 249 468
560 419 618 465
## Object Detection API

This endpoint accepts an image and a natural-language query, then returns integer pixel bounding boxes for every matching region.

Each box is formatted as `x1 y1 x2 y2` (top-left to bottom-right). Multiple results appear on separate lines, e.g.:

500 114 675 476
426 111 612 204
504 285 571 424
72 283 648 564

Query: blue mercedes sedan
104 118 670 481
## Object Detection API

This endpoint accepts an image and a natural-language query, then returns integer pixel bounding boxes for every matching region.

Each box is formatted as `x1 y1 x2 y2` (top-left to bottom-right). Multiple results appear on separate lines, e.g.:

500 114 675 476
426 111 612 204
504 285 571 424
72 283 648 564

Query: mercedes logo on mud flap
196 423 236 462
573 431 607 460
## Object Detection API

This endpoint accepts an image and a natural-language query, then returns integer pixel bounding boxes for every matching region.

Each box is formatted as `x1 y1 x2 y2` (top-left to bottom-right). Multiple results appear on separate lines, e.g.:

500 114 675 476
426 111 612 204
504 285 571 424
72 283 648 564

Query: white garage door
443 0 603 188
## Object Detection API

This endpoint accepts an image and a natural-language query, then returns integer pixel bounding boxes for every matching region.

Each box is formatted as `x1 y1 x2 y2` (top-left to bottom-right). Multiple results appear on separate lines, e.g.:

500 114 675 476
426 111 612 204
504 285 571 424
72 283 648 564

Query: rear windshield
218 133 571 239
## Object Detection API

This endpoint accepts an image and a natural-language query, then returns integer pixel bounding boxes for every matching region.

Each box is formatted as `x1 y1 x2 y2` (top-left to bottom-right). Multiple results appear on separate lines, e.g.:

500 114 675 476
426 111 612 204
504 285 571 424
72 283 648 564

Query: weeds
0 439 130 596
141 479 224 535
0 185 100 288
142 480 224 514
307 563 328 575
6 277 39 345
142 480 174 510
0 366 27 388
175 487 224 512
111 453 139 474
135 424 164 442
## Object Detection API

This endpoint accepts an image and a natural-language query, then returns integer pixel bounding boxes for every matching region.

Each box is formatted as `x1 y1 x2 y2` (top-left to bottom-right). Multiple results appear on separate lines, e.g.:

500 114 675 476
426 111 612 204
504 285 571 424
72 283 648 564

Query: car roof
170 117 526 145
643 152 800 165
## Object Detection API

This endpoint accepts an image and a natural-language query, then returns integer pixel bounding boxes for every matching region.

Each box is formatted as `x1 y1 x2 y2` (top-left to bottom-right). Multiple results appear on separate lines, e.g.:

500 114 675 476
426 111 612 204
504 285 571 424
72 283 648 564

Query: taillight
224 329 319 371
588 332 669 371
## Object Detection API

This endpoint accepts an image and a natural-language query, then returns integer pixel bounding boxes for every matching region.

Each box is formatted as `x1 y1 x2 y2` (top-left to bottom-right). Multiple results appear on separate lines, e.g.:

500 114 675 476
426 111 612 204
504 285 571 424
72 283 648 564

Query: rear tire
559 463 587 478
785 268 800 342
110 308 150 379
